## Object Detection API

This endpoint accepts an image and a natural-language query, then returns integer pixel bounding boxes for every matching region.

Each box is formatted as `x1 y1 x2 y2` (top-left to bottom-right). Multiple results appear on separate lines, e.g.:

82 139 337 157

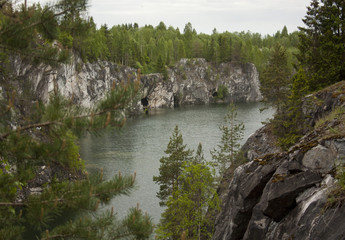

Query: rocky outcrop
7 56 262 110
143 59 262 108
10 55 138 109
213 81 345 240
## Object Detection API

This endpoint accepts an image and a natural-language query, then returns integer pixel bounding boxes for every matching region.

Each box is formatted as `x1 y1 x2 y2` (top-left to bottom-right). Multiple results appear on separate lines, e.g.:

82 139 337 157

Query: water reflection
79 103 274 223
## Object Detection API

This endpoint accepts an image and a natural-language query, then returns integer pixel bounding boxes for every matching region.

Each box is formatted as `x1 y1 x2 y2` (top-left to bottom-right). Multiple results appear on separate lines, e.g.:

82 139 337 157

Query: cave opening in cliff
141 97 149 107
212 92 218 97
174 95 179 108
141 97 149 114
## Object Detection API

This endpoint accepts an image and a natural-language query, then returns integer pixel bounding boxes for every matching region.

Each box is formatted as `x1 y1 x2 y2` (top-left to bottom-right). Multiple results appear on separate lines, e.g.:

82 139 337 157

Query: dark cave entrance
174 95 179 108
212 92 218 97
141 97 149 114
141 97 149 107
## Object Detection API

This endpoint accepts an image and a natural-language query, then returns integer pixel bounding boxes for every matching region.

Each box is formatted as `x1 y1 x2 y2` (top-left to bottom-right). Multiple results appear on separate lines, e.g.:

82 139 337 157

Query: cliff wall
7 56 262 110
213 81 345 240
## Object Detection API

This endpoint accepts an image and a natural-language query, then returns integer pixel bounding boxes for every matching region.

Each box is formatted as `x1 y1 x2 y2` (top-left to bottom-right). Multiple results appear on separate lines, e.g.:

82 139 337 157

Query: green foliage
270 0 345 149
325 159 345 210
0 0 88 66
156 55 168 80
153 126 193 206
123 207 154 240
0 1 153 239
32 16 299 74
0 163 153 239
57 130 83 170
0 81 150 238
260 43 292 111
156 161 219 240
0 75 140 171
0 1 300 72
215 84 229 100
193 143 206 165
211 103 245 177
271 68 309 149
297 0 345 91
58 30 74 48
315 106 345 129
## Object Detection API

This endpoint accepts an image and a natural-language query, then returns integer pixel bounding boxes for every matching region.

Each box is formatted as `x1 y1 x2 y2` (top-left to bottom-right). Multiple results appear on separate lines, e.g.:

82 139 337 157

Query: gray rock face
302 145 336 173
11 55 138 109
141 59 262 109
8 56 262 110
212 82 345 240
167 59 262 107
213 137 345 240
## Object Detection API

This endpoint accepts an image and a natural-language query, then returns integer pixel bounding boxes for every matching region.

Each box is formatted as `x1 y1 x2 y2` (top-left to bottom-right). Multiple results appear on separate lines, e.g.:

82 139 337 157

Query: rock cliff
213 81 345 240
142 59 262 108
7 56 262 110
10 55 138 109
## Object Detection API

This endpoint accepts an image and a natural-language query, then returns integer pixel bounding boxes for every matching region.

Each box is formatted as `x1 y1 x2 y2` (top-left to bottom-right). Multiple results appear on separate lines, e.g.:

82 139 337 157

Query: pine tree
260 43 291 112
274 68 310 149
211 103 245 177
0 74 152 239
156 161 219 240
193 143 206 165
153 126 193 206
0 1 153 239
298 0 345 91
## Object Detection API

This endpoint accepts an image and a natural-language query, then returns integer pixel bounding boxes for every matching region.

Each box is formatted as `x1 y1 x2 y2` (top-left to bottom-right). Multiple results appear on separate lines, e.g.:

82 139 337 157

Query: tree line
77 21 299 74
259 0 345 149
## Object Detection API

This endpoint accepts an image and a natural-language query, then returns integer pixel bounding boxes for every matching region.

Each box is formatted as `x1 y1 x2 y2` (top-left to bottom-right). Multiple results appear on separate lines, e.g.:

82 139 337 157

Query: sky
87 0 311 35
29 0 312 35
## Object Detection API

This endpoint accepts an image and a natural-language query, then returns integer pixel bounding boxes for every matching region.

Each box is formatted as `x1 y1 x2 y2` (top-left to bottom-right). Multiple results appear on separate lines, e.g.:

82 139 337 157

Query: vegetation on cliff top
262 0 345 150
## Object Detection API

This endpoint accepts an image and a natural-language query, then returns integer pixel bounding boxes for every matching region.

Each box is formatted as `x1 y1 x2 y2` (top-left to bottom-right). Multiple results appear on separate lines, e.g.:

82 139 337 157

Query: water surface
79 103 274 223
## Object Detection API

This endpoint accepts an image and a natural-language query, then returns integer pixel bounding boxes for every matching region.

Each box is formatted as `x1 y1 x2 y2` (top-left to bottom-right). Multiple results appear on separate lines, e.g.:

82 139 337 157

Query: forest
0 0 345 239
75 20 299 75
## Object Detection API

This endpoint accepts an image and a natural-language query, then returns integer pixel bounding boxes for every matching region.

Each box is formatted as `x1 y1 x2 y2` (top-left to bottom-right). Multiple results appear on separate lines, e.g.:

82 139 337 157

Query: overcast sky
28 0 311 35
87 0 311 35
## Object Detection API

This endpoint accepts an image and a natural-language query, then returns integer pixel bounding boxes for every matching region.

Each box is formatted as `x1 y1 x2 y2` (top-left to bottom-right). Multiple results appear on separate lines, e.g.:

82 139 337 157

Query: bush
216 84 229 100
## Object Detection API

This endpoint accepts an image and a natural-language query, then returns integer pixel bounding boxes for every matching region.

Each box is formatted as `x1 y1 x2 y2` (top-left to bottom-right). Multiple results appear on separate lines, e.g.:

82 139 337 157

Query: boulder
302 144 336 173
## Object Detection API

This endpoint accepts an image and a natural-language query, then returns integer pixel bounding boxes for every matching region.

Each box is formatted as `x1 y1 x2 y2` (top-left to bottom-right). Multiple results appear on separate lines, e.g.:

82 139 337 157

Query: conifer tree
298 0 345 91
0 1 153 239
211 103 245 177
273 68 310 149
156 161 219 240
193 143 206 165
260 43 291 112
153 126 193 206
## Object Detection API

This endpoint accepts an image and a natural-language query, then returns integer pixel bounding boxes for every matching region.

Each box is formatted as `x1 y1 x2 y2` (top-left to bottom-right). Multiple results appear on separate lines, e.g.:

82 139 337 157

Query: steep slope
213 81 345 240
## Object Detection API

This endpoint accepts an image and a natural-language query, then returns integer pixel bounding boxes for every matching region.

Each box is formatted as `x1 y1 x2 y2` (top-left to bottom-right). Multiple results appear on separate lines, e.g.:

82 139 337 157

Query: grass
314 106 345 129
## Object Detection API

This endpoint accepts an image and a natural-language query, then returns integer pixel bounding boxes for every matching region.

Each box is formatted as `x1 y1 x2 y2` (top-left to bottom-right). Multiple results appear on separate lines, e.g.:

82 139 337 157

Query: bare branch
0 202 27 206
0 120 61 140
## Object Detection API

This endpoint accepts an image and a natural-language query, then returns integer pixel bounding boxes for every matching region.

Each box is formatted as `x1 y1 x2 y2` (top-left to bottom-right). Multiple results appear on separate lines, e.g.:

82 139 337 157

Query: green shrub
216 85 229 100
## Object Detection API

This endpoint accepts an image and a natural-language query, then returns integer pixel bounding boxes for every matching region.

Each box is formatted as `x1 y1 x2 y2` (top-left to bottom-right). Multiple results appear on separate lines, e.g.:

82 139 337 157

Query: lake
79 103 274 224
